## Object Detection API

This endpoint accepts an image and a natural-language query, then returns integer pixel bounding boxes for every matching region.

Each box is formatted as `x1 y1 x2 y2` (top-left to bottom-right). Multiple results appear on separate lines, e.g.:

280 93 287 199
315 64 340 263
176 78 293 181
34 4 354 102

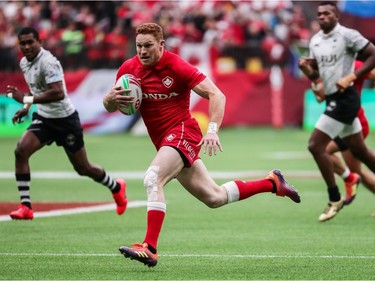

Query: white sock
341 167 350 179
222 181 240 204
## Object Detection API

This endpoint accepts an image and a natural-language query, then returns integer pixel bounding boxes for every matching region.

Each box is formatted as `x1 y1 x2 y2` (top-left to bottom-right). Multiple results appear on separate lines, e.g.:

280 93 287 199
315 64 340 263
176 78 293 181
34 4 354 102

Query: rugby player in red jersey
103 23 300 267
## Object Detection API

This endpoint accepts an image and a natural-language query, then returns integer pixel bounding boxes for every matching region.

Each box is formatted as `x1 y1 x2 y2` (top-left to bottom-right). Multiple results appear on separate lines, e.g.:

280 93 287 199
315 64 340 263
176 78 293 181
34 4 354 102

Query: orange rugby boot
112 179 127 215
9 205 34 220
119 243 158 267
266 169 301 203
344 173 360 205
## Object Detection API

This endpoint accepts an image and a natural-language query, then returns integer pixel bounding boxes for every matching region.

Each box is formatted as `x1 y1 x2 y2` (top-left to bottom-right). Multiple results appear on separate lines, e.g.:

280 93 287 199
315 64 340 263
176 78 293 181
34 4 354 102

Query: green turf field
1 127 375 280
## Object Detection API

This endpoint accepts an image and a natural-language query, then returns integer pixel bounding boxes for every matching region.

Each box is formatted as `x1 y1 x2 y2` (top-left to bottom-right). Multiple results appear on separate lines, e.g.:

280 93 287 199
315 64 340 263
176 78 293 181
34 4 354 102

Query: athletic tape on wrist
207 122 218 134
23 96 34 104
311 82 320 91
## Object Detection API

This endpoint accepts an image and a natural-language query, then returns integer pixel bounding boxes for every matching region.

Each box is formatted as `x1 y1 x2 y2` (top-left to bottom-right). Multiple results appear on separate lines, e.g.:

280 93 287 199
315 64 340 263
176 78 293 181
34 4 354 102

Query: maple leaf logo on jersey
162 76 173 88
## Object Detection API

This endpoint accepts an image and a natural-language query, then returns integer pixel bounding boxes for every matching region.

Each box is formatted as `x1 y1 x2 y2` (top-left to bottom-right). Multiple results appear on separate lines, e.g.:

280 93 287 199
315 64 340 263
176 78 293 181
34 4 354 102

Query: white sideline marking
0 252 374 259
0 200 147 222
0 170 322 179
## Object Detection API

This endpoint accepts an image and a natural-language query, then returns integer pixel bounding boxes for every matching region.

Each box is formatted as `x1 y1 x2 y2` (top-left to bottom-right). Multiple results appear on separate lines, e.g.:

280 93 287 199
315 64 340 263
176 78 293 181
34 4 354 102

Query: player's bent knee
307 142 315 154
14 145 31 160
308 141 321 155
144 166 159 201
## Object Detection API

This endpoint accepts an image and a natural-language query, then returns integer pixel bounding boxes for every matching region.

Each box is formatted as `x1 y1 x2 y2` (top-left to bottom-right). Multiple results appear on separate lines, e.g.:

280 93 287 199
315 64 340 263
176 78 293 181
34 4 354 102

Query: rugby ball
115 74 142 115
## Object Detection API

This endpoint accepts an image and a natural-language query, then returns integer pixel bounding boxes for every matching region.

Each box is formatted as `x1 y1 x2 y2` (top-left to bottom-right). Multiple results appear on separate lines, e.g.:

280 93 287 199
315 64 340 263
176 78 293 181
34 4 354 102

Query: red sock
143 209 165 251
235 179 274 200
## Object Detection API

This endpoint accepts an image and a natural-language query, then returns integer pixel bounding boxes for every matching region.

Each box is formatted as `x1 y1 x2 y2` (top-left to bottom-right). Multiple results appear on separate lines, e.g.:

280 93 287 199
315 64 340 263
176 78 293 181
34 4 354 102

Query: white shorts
315 114 362 139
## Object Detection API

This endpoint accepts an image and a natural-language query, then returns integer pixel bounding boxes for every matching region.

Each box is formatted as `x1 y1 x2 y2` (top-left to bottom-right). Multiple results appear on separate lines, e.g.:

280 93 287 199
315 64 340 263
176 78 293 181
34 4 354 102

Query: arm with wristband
6 81 64 124
6 81 65 104
5 86 34 124
192 77 226 156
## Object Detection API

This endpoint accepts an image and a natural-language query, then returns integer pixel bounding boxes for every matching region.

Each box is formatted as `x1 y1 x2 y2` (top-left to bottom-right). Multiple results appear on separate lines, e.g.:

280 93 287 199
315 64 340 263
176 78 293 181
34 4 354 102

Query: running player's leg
310 115 347 221
326 139 361 205
60 112 127 214
342 146 375 194
309 128 338 189
10 130 44 220
119 146 184 267
326 139 350 177
65 146 128 214
343 132 375 173
176 159 300 208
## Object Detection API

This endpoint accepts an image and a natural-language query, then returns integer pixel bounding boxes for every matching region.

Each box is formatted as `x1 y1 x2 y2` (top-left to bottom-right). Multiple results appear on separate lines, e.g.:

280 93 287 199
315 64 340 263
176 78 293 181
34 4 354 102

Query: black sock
96 171 120 193
146 243 157 254
328 186 341 202
268 179 277 193
16 173 32 209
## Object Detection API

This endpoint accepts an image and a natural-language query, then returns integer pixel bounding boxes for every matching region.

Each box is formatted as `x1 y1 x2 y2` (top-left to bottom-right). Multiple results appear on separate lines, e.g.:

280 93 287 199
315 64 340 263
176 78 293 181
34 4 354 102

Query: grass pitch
1 127 375 280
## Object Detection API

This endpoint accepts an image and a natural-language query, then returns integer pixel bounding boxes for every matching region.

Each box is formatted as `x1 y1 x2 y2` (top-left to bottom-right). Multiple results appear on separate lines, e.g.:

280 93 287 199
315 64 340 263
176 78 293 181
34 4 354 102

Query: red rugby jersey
116 50 206 147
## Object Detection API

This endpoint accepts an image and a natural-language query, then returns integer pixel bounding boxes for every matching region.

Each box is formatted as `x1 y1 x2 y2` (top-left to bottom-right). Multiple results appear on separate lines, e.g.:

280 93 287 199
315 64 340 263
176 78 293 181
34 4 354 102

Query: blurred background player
6 27 127 220
299 1 375 222
311 61 375 206
103 22 300 267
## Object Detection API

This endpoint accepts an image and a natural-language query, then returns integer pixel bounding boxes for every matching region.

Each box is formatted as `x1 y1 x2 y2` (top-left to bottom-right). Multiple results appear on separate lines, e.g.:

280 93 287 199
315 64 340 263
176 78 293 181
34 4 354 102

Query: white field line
0 200 147 222
0 252 375 259
0 170 322 179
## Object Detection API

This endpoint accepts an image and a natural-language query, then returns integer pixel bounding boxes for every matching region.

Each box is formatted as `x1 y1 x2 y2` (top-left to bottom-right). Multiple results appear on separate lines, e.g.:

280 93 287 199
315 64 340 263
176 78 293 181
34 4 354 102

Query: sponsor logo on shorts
31 119 43 124
66 134 76 146
327 101 336 111
166 134 176 142
182 139 196 160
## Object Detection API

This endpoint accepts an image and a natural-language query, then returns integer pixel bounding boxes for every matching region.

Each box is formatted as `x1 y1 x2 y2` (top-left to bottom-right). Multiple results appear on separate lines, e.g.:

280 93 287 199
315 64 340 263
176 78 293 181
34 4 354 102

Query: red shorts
159 118 202 167
358 107 369 138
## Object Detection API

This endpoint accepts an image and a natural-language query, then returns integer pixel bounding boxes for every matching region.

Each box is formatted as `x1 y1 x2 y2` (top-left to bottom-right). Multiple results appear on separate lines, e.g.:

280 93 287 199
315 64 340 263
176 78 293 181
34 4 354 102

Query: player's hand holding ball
114 86 134 108
104 74 142 115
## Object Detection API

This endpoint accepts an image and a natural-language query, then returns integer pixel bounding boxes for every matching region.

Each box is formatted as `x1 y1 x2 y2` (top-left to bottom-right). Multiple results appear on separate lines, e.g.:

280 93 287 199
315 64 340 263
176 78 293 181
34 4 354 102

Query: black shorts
324 86 360 124
333 136 348 151
27 111 84 153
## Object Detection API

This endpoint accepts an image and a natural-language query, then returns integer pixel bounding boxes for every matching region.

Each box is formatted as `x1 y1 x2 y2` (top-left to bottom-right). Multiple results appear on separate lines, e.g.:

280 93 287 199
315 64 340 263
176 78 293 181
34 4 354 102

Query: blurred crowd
0 0 318 72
